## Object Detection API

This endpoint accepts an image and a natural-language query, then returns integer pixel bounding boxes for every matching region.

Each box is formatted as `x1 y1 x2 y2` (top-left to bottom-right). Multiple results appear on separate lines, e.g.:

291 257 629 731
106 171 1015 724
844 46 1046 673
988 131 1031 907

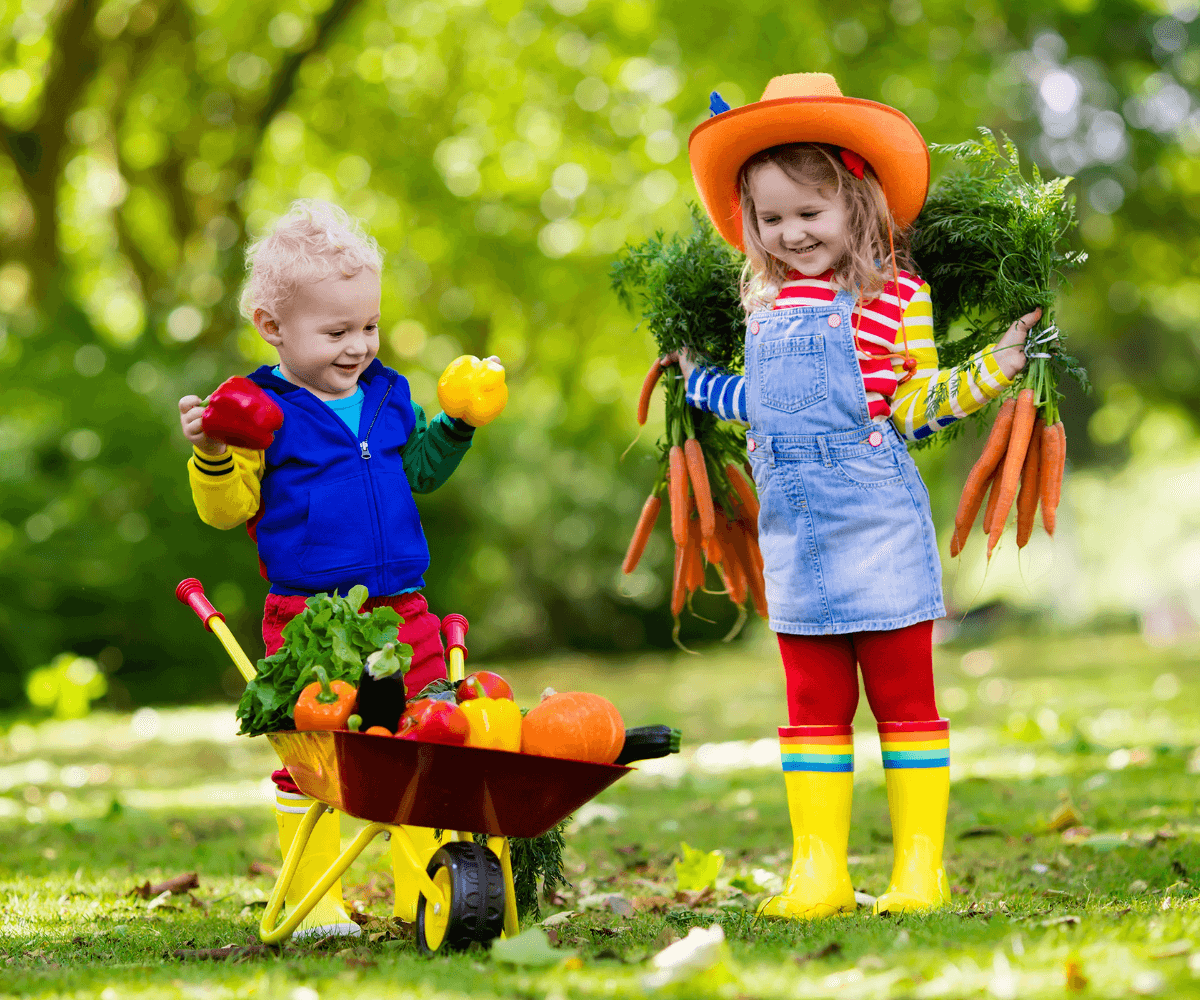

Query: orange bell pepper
293 666 357 731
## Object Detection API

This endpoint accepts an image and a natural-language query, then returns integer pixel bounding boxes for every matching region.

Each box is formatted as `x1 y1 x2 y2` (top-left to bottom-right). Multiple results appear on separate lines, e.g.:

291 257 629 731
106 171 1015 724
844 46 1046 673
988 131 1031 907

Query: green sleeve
402 400 475 494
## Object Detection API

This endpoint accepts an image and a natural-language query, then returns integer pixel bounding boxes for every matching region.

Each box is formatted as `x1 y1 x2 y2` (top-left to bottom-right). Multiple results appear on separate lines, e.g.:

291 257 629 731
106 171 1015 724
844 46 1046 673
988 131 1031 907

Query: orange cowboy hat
688 73 930 250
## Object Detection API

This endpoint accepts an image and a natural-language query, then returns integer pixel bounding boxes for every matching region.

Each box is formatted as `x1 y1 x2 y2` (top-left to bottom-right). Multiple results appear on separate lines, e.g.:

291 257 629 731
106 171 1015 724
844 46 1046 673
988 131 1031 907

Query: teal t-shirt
272 366 363 432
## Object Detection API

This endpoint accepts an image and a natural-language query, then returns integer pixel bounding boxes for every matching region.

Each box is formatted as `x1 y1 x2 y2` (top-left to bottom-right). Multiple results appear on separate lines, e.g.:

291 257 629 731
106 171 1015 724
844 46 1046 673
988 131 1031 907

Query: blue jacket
246 360 431 597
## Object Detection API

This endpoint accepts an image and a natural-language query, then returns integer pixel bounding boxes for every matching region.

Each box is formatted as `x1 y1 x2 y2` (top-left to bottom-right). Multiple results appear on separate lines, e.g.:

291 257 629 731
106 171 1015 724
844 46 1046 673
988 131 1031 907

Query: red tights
777 621 938 726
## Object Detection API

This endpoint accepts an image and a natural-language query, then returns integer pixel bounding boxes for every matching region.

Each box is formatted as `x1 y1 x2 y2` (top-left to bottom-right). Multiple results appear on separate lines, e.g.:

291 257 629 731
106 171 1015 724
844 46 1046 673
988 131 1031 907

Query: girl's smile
749 162 850 277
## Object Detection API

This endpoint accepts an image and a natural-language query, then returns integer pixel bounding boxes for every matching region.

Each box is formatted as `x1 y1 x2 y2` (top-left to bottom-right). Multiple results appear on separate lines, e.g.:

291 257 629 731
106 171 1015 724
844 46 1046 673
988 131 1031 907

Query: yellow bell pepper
460 697 522 751
437 355 509 427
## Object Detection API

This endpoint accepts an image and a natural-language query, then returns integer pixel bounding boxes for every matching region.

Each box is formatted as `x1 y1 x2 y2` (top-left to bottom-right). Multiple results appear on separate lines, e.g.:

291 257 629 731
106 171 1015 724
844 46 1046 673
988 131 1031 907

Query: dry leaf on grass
129 873 199 899
674 887 715 908
633 895 673 913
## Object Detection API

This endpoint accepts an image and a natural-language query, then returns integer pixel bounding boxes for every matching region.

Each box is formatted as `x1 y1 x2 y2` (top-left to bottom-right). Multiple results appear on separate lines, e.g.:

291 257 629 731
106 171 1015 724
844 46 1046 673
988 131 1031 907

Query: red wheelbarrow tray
269 729 629 839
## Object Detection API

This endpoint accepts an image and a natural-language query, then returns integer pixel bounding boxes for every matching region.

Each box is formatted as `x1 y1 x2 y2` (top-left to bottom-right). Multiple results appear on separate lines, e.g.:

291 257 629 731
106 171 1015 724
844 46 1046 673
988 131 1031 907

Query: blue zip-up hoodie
245 359 430 597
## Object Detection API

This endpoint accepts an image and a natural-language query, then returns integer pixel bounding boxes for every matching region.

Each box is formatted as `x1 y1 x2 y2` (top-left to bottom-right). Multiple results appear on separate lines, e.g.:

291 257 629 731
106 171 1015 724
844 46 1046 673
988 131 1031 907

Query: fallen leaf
248 861 277 878
1042 915 1081 927
795 941 841 964
1048 797 1084 832
675 843 724 892
171 945 273 961
129 873 200 899
674 887 715 909
1151 940 1192 959
1065 959 1087 991
541 911 577 927
491 928 574 967
633 895 673 913
958 826 1005 839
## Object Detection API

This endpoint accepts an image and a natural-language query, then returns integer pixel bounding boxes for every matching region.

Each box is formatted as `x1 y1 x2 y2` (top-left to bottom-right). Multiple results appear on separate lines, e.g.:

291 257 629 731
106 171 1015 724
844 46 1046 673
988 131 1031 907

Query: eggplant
355 642 412 731
614 724 682 765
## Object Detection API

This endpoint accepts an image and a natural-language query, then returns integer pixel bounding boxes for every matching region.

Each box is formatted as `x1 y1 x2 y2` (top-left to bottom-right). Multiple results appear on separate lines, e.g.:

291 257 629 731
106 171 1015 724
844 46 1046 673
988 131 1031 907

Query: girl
673 73 1041 918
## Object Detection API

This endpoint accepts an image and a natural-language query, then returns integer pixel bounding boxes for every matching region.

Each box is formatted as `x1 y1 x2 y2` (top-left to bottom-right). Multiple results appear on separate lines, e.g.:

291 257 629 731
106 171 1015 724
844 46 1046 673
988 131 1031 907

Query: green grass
4 626 1200 997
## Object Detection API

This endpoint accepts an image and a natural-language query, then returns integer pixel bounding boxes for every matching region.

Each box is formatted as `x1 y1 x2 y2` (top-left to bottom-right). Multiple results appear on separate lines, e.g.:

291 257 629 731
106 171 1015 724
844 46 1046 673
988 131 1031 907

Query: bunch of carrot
951 361 1066 559
622 357 767 630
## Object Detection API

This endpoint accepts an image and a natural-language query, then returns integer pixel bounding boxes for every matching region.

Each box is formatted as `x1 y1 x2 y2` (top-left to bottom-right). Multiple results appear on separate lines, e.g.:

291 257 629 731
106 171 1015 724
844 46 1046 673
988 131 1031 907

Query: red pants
266 591 448 794
777 621 938 726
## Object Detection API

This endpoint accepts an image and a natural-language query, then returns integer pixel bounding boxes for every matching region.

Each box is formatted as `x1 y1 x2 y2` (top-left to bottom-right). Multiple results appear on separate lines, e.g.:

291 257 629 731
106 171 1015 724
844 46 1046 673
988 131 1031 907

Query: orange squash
520 689 625 764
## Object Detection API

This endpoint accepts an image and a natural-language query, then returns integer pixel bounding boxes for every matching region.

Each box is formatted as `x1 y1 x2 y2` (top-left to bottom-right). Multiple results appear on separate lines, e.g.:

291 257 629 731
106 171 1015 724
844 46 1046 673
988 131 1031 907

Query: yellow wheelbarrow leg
261 802 392 945
490 835 520 939
387 825 450 922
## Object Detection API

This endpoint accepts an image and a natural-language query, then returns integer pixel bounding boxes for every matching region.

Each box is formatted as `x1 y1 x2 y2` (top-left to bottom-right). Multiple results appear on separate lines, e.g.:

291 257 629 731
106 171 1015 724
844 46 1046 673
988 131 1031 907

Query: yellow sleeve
186 446 264 529
888 282 1014 442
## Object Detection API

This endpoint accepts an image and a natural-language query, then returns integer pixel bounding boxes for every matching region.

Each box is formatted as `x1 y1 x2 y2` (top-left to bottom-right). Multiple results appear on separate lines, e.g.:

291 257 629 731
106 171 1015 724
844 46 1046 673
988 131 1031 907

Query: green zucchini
614 724 682 765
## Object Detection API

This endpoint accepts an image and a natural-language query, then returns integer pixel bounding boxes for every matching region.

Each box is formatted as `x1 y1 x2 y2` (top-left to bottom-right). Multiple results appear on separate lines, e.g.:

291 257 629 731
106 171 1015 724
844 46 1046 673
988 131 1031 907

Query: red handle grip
441 613 469 661
176 578 225 631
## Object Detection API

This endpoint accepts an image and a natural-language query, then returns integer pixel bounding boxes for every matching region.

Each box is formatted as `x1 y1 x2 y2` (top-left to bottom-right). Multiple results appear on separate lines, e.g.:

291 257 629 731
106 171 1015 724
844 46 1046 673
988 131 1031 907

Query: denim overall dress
744 290 946 635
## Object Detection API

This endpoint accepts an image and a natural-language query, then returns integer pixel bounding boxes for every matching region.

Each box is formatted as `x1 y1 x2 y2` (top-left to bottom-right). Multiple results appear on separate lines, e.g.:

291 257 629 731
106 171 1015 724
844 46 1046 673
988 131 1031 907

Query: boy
178 200 504 937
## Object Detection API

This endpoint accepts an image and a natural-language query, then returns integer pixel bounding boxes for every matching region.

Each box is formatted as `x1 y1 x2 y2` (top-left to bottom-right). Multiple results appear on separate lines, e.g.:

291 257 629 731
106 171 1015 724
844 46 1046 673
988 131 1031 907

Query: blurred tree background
0 0 1197 709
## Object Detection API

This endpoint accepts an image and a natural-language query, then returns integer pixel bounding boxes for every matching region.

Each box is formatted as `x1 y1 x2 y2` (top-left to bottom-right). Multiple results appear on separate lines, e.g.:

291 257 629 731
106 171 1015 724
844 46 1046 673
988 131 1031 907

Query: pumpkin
520 689 625 764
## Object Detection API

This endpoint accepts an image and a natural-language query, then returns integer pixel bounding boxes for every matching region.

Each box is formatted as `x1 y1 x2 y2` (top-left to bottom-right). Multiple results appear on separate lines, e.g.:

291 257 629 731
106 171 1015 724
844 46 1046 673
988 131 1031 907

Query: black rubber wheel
416 841 505 953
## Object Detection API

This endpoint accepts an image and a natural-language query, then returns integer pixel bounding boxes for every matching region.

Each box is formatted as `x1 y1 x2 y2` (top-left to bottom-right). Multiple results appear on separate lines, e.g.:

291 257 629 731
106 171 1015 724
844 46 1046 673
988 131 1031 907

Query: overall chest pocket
756 334 828 413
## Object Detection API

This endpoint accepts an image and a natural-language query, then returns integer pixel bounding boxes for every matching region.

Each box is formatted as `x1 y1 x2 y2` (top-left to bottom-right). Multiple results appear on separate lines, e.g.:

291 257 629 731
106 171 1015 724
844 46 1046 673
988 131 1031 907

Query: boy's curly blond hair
238 200 384 321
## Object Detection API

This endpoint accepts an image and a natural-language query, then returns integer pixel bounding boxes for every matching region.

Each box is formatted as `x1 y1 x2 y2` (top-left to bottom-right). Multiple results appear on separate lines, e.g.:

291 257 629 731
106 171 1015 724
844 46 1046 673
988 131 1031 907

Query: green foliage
236 588 402 737
911 130 1089 435
610 205 746 372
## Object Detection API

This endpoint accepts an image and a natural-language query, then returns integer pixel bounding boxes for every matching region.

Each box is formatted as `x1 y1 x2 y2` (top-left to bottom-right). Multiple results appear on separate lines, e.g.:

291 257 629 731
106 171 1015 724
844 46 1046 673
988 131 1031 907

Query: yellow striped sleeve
187 445 264 529
888 283 1014 442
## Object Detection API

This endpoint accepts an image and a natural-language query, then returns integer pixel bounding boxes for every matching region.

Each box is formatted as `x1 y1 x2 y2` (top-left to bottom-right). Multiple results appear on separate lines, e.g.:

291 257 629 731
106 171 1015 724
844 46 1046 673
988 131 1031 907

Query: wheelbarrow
176 579 632 952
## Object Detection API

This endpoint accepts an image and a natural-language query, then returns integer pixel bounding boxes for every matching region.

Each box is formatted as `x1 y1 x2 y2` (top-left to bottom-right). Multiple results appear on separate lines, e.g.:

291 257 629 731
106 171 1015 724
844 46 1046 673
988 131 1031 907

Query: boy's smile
254 269 382 401
749 162 850 278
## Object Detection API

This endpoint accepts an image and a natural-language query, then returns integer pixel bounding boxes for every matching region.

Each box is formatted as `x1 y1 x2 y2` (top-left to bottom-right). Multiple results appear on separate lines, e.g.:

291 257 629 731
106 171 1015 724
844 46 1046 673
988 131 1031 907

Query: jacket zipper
359 385 391 459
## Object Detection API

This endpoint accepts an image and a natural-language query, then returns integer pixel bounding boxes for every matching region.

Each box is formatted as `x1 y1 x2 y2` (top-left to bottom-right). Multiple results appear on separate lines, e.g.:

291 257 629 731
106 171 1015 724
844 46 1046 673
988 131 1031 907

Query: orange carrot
724 515 767 617
636 358 665 425
1016 419 1044 548
1052 421 1066 511
981 465 1002 535
622 495 661 574
668 445 689 546
1043 421 1066 536
1039 421 1061 536
722 556 748 605
685 516 705 592
670 541 687 616
684 438 716 540
725 463 760 523
953 398 1016 552
987 389 1036 558
704 531 723 565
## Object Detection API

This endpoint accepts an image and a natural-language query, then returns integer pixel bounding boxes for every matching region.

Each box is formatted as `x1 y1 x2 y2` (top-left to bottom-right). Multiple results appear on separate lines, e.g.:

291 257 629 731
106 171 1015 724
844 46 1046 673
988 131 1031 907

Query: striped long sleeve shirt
686 268 1014 442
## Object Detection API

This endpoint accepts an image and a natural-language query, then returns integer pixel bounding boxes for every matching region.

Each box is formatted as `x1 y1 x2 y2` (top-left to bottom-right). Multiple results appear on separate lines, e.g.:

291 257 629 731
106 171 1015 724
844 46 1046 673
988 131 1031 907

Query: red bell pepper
201 377 284 450
395 698 469 746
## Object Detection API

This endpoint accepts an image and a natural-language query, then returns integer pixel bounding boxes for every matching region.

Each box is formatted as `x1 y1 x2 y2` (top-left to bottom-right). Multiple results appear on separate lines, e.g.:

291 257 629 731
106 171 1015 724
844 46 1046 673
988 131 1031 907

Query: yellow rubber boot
275 790 361 940
758 725 856 920
873 720 951 914
390 825 447 922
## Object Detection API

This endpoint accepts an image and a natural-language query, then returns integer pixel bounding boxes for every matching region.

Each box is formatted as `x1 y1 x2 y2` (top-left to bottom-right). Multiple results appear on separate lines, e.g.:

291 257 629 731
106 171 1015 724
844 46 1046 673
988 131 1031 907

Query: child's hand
178 394 227 456
993 307 1043 380
660 347 696 380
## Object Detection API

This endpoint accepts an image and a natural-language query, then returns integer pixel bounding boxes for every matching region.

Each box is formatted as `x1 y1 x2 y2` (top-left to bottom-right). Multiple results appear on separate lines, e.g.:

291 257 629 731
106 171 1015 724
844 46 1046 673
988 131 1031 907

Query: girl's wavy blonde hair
239 199 384 321
738 143 914 312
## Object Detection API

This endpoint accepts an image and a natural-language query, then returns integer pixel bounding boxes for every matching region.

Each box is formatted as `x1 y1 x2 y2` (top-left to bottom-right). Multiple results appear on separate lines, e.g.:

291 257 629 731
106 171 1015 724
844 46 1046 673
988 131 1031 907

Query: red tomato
395 699 470 746
456 671 514 702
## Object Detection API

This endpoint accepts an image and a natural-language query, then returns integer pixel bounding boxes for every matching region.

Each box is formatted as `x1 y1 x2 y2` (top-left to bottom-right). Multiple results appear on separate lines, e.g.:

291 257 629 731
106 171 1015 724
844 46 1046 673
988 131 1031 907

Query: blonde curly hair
238 200 383 321
738 143 914 312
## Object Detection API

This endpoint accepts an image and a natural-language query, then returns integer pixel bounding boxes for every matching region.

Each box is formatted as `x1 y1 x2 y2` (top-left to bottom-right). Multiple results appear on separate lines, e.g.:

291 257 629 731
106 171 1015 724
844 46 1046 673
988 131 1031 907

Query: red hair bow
839 148 867 179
